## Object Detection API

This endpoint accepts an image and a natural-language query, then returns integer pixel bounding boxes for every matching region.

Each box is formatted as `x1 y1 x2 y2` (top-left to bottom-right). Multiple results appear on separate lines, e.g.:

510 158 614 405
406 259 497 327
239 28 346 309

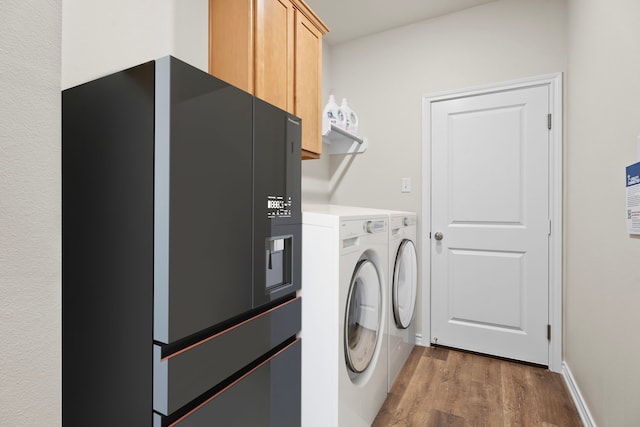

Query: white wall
565 0 640 424
327 0 567 212
173 0 209 71
0 1 62 425
301 40 333 204
324 0 567 336
62 0 208 89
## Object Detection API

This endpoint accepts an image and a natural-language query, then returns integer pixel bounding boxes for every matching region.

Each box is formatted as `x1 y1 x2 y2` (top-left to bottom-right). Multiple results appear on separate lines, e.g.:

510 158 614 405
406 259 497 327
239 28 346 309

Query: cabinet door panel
209 0 253 93
294 11 323 156
255 0 294 111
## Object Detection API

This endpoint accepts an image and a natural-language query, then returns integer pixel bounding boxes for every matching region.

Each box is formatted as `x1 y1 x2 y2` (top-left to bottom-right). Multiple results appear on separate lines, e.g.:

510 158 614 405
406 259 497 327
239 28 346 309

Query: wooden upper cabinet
209 0 254 94
295 10 323 158
209 0 328 158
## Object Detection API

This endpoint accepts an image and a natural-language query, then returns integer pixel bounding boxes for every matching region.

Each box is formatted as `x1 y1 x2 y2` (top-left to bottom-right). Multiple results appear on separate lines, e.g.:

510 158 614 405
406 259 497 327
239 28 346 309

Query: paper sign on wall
626 162 640 234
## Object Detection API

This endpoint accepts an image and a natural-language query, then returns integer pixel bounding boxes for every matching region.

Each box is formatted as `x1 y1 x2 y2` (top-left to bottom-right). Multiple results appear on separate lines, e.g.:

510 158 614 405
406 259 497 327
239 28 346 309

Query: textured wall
0 1 62 425
62 0 208 89
565 0 640 424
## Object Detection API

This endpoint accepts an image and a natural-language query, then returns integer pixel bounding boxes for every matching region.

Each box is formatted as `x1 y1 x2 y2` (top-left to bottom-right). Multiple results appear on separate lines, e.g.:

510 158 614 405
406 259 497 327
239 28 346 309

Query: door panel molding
421 73 563 372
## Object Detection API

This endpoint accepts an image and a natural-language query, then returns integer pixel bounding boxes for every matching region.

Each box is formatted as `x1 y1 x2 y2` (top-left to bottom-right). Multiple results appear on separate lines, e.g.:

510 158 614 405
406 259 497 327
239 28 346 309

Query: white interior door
430 85 550 365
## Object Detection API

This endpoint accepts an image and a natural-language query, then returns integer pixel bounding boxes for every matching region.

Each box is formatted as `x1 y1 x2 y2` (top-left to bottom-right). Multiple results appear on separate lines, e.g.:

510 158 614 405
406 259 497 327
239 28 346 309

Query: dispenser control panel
267 195 292 219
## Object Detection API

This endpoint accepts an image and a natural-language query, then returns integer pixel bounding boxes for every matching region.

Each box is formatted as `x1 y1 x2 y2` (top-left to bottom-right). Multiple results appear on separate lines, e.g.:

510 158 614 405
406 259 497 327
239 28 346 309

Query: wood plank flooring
373 346 582 427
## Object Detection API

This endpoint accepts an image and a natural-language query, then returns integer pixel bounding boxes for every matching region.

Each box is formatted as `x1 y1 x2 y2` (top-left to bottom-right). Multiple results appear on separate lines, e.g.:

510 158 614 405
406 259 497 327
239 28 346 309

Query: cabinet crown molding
290 0 329 34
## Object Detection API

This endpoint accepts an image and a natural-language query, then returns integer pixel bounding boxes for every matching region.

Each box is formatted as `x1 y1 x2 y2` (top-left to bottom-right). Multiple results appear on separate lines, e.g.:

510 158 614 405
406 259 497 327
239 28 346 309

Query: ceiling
304 0 498 44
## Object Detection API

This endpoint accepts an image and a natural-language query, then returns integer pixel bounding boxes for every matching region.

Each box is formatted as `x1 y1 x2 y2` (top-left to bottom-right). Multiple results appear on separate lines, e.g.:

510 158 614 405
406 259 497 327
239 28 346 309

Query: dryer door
345 260 382 373
393 239 418 329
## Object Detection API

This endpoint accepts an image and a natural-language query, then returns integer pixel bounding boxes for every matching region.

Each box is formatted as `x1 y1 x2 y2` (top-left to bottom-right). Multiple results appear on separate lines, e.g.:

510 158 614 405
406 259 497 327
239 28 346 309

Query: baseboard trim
562 361 596 427
414 333 429 347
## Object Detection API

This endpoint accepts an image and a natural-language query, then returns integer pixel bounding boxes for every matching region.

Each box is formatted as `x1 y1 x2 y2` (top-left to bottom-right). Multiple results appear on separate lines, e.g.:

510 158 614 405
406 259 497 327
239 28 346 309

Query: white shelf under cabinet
321 119 367 155
322 114 368 154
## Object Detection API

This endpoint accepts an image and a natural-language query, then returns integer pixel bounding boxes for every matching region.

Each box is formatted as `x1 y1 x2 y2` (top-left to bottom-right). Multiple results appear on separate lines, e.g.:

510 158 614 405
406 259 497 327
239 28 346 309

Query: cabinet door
255 0 294 112
209 0 253 93
294 10 323 157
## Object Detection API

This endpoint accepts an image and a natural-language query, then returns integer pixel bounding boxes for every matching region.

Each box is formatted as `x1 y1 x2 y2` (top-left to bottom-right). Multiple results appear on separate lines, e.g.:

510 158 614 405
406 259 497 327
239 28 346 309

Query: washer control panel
340 218 387 239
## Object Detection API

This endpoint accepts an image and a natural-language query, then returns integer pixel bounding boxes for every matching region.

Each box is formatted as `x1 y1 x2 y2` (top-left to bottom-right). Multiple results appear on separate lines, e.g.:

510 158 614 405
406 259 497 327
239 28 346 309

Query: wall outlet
401 177 411 193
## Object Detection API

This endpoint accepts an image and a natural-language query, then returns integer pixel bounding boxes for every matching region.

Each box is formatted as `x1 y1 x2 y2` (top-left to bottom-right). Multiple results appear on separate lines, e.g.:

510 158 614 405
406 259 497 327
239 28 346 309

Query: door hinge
548 113 552 130
547 324 551 341
548 219 552 236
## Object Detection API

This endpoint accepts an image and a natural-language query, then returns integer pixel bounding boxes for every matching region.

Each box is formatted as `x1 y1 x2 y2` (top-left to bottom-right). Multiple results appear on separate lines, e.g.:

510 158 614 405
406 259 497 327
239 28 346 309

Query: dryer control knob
365 220 385 233
403 217 410 226
365 221 374 233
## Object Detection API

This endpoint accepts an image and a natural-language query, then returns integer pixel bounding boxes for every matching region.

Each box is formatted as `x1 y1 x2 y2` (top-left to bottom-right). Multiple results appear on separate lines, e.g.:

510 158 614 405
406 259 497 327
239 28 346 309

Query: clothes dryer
387 211 418 392
301 205 389 427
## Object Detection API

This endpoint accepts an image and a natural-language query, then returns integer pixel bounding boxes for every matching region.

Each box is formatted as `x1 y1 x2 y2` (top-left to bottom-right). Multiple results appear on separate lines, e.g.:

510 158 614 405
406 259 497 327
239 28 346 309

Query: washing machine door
345 259 382 373
393 239 417 329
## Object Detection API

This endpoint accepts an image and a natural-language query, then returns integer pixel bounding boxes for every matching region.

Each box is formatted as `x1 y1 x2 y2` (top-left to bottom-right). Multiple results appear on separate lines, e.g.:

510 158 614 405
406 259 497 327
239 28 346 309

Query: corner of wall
561 362 597 427
171 0 209 72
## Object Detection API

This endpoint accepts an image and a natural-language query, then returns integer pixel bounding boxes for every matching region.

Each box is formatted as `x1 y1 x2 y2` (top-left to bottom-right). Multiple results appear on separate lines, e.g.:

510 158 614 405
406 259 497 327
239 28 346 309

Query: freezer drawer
154 297 301 416
154 339 301 427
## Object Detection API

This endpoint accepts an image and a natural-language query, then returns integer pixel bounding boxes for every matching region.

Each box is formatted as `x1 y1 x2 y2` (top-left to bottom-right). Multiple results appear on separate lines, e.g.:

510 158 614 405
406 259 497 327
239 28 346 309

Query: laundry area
3 0 640 426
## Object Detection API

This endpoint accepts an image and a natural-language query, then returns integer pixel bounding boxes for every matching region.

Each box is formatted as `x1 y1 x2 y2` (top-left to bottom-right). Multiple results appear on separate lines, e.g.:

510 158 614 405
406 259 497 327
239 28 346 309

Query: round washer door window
345 259 381 373
393 239 418 329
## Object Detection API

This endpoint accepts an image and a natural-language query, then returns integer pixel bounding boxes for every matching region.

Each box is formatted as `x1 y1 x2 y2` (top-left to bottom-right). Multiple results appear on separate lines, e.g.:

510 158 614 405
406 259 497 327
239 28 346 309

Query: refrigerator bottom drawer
154 339 301 427
154 297 301 415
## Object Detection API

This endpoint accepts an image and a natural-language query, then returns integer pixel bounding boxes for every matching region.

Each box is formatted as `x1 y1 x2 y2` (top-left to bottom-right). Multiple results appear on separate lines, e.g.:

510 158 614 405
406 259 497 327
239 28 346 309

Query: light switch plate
401 177 411 193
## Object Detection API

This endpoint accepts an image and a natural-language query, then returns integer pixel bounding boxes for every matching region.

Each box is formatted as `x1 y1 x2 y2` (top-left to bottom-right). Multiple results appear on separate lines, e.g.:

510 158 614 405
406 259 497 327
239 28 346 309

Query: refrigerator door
154 57 254 344
253 98 302 308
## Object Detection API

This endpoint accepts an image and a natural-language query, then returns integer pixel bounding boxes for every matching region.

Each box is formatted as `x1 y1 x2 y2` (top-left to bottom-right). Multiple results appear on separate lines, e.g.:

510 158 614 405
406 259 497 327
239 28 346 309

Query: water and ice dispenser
253 98 302 305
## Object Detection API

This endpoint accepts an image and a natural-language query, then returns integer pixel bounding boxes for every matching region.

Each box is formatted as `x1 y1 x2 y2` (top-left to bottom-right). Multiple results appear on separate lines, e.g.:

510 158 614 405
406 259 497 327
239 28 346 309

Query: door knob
434 232 444 241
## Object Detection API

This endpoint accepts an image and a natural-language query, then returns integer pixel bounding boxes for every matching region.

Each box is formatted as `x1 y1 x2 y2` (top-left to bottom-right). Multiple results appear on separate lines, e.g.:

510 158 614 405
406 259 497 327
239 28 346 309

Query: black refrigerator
63 56 302 426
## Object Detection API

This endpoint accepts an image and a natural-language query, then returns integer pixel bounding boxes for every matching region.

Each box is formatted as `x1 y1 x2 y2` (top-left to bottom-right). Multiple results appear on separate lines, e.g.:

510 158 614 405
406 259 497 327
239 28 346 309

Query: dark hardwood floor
373 346 583 427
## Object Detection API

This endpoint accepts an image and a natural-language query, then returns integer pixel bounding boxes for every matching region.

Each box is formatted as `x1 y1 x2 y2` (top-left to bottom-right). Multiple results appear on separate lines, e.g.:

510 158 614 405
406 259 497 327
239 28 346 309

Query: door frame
420 73 563 372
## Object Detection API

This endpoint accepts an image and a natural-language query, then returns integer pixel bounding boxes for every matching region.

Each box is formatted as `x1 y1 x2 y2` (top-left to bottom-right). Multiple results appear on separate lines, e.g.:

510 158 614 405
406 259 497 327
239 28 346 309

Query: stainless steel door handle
434 232 444 241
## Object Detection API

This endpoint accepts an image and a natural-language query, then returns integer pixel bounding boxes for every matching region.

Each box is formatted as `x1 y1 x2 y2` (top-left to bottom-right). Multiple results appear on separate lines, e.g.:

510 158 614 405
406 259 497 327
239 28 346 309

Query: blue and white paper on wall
626 161 640 235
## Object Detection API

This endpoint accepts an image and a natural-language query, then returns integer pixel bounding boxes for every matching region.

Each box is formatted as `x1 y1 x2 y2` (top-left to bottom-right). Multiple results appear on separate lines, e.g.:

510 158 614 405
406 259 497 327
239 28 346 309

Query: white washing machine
301 204 389 427
387 211 418 392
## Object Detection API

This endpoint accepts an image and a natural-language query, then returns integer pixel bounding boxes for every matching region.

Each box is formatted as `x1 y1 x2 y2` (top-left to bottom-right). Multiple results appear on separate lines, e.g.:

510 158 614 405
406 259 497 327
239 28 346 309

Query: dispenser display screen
267 195 292 219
